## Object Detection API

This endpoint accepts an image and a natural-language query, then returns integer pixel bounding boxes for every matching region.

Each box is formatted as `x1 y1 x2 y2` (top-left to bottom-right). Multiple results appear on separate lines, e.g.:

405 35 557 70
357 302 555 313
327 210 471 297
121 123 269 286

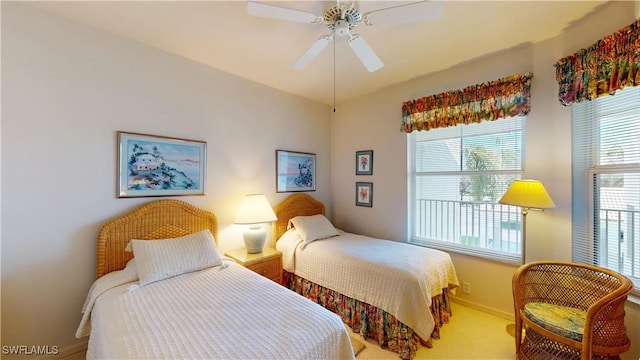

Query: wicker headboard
96 200 218 278
271 194 325 248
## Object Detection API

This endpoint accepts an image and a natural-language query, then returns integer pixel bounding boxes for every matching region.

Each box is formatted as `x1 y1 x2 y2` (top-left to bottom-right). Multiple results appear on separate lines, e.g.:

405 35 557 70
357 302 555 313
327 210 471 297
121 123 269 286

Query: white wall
1 3 332 356
3 2 640 359
331 1 640 358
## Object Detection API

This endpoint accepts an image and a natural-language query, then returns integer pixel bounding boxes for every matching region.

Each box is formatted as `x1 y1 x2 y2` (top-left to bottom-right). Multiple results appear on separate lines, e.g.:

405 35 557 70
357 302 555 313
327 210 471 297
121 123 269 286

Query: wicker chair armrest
582 279 633 352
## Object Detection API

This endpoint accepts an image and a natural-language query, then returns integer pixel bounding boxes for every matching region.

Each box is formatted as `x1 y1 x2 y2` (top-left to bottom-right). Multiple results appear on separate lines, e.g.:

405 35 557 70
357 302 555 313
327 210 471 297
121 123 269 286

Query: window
572 86 640 291
408 116 525 262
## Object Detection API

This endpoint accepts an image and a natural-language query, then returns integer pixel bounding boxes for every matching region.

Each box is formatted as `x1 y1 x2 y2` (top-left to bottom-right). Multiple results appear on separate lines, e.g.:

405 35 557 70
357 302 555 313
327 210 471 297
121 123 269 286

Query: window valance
401 72 533 133
554 18 640 106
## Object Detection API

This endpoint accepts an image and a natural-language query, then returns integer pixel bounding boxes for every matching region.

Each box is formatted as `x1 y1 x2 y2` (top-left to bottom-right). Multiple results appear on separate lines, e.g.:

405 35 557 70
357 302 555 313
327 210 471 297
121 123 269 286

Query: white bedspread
276 230 460 340
77 260 355 360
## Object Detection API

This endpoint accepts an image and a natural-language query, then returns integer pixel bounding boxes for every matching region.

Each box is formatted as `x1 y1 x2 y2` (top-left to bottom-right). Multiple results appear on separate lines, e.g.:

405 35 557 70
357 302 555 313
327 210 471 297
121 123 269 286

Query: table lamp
234 194 278 253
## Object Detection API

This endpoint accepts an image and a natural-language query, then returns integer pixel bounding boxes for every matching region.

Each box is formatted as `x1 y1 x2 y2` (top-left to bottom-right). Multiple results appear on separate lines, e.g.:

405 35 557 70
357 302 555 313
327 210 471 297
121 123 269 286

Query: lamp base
506 323 526 338
243 225 266 254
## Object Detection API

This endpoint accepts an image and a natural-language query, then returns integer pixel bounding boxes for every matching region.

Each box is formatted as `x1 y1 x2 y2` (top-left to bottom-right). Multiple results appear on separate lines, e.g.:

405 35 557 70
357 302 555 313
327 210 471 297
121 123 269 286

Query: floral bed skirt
282 271 452 359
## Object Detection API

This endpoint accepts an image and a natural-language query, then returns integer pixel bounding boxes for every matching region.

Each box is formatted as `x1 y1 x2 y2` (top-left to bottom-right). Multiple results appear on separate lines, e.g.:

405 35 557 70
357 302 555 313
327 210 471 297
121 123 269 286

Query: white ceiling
27 0 608 106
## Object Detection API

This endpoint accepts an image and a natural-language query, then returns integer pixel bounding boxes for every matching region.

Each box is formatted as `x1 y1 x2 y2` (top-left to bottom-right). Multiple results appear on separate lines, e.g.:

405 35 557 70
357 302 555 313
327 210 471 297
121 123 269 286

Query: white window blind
572 86 640 291
408 116 525 262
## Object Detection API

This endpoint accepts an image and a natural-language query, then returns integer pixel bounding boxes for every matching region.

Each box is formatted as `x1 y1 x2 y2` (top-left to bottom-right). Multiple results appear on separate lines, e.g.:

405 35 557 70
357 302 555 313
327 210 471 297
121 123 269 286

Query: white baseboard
450 295 514 321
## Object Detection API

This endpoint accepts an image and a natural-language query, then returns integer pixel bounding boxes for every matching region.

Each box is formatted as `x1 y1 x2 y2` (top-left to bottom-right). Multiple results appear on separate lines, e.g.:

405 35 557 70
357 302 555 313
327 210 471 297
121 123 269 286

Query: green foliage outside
460 142 518 202
501 220 520 231
460 235 480 246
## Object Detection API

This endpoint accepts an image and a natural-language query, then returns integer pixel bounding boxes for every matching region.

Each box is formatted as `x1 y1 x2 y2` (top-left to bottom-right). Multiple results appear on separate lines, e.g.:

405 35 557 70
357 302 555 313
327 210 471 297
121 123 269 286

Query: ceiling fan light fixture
334 19 351 37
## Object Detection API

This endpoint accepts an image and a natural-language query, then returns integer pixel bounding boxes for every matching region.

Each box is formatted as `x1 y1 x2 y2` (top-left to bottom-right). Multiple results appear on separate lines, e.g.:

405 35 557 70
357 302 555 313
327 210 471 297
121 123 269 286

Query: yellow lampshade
234 194 278 224
499 179 555 209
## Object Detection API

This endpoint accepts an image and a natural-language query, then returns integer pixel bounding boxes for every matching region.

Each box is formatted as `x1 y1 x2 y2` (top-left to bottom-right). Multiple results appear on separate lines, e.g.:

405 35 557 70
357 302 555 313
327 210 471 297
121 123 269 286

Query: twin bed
272 194 459 359
77 199 354 359
77 195 459 359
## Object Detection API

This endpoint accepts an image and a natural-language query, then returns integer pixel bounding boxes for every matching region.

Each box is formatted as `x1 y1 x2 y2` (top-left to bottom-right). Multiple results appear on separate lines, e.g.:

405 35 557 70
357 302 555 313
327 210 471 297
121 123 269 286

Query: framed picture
355 182 373 207
117 131 207 198
276 150 316 193
356 150 373 175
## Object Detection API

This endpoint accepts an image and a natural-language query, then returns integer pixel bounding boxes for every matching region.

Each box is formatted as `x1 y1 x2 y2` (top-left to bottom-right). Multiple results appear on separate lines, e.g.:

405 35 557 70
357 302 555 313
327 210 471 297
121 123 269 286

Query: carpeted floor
351 301 515 359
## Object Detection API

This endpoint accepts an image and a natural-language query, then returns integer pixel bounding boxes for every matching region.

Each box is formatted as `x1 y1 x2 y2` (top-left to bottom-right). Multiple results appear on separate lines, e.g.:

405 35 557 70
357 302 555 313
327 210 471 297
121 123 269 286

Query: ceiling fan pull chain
333 37 336 113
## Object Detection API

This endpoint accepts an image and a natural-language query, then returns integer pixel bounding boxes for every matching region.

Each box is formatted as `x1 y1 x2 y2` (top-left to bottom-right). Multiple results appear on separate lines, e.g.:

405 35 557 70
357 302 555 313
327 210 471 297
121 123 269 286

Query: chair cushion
524 302 586 342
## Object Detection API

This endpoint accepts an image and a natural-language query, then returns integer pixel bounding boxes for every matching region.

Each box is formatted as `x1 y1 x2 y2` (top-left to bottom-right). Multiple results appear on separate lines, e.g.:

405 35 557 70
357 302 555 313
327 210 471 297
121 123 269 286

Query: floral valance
554 18 640 106
401 72 533 133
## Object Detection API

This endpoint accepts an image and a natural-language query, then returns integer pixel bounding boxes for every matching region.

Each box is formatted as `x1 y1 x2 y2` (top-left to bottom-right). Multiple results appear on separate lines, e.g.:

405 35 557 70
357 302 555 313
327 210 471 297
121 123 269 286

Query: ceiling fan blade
247 1 322 24
363 1 443 26
292 35 334 70
348 35 384 72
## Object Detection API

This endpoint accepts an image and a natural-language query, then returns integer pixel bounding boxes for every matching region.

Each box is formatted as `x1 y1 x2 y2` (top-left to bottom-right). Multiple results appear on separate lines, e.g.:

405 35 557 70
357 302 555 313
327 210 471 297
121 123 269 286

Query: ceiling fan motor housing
324 6 362 36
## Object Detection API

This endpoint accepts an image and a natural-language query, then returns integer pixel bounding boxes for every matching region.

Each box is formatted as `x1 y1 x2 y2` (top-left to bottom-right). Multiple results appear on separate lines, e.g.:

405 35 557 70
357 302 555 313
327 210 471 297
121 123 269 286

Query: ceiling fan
246 1 443 73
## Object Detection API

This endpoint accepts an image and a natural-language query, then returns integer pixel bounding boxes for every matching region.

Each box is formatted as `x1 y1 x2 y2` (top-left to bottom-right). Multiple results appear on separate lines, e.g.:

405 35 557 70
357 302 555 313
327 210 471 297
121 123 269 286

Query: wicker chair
512 261 633 360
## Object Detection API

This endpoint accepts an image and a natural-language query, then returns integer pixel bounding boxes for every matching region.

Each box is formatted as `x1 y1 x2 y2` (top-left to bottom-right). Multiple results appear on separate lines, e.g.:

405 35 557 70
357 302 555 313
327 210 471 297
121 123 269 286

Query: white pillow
130 229 222 286
288 214 339 247
276 228 304 272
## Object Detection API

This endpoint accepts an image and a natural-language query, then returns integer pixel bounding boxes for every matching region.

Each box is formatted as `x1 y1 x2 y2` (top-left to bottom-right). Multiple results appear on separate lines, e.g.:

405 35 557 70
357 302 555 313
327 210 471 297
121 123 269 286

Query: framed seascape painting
355 182 373 207
355 150 373 175
276 150 316 193
117 131 207 198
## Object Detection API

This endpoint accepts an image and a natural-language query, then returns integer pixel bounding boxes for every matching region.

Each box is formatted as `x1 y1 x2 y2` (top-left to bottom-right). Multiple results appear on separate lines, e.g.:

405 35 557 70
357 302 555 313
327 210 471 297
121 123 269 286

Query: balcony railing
414 199 522 254
599 207 640 286
413 198 640 287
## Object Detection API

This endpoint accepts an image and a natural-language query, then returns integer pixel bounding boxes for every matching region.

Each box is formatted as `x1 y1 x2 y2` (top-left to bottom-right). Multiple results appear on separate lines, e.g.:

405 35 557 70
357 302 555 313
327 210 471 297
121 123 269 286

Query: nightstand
225 247 282 284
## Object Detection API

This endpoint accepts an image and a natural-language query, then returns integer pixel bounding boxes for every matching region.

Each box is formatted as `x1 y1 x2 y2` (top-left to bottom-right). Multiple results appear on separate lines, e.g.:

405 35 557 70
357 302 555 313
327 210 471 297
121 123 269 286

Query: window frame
407 117 526 264
571 86 640 293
